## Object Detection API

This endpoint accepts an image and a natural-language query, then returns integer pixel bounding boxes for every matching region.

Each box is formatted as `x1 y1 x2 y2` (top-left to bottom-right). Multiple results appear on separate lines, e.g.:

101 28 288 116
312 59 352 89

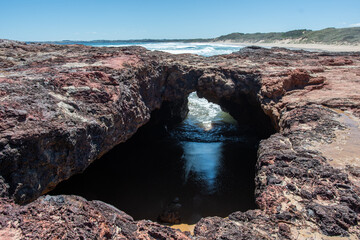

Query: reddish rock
320 57 354 66
0 195 190 239
1 40 360 238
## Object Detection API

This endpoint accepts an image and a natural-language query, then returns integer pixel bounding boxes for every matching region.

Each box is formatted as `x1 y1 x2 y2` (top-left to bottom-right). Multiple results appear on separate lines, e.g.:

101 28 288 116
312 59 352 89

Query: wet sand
170 224 196 234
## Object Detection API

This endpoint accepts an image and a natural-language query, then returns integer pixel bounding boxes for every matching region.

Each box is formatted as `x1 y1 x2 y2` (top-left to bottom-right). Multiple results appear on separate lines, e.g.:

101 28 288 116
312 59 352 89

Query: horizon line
17 26 359 43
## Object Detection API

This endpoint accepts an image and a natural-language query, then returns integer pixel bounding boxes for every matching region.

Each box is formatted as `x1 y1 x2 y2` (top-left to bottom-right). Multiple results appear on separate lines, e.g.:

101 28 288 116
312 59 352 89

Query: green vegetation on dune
40 27 360 46
213 27 360 45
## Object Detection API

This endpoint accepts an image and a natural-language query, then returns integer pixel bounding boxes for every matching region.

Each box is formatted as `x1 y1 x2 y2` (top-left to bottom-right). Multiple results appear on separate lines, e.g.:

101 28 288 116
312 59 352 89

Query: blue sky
1 0 360 41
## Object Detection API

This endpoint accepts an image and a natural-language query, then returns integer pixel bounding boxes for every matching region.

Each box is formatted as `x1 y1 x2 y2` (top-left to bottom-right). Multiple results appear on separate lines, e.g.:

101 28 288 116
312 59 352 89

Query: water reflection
182 142 222 193
178 92 239 195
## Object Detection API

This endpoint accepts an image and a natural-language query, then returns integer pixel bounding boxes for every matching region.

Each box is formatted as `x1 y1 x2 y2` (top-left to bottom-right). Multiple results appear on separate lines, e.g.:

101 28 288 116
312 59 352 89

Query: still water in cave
51 92 260 224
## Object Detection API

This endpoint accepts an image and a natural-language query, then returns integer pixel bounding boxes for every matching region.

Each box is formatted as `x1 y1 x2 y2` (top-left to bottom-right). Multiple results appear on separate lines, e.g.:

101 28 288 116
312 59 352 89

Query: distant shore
213 40 360 52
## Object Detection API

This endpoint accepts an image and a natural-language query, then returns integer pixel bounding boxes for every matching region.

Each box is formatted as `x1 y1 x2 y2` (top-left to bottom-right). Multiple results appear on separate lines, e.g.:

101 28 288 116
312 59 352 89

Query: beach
214 40 360 52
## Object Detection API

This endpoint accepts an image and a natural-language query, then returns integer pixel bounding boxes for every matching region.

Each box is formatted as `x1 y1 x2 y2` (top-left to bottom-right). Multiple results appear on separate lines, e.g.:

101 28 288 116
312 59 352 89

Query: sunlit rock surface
0 39 360 238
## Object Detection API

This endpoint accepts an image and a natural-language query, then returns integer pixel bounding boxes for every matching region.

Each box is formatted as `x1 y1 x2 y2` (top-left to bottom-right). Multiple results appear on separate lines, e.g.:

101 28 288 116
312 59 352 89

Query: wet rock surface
1 40 360 238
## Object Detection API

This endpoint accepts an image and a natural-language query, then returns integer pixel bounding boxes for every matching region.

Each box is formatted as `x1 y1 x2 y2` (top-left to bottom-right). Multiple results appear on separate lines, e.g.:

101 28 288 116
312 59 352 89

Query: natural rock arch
1 45 275 204
1 40 360 238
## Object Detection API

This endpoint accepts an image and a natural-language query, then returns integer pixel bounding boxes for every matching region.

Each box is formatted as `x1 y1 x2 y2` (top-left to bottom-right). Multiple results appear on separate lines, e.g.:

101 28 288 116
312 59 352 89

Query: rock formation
0 39 359 239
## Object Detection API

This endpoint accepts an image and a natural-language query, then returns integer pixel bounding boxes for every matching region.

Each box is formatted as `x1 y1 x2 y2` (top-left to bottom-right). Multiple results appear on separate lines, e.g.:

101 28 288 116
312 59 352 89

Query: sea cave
51 91 274 225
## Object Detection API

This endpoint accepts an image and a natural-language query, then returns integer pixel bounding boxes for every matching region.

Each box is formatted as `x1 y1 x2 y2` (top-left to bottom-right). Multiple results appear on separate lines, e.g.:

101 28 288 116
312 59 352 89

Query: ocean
87 41 244 57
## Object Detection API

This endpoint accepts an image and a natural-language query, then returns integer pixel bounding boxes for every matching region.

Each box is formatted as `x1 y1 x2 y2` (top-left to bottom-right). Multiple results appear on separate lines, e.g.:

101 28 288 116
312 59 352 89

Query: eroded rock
0 195 191 239
1 40 360 238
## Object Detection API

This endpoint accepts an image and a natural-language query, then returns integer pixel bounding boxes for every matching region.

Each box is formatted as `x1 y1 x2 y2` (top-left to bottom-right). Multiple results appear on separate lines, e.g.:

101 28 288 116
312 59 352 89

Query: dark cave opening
50 92 274 225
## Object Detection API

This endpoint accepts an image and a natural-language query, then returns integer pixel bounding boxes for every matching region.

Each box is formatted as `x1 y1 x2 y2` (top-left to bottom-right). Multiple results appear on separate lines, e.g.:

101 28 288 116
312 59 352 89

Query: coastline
2 39 360 238
212 40 360 52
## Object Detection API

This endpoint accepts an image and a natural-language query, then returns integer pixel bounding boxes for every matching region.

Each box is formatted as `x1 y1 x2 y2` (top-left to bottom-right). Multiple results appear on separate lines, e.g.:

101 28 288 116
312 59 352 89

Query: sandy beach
214 40 360 52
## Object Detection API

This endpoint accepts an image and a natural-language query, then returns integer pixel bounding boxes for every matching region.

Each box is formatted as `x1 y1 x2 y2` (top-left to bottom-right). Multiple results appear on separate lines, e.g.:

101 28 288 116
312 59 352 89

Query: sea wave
141 42 244 56
170 92 241 143
186 92 222 124
93 42 244 57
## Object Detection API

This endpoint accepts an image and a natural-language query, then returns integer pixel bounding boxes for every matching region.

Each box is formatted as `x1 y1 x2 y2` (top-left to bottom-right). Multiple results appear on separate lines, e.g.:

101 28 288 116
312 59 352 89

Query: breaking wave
94 42 244 57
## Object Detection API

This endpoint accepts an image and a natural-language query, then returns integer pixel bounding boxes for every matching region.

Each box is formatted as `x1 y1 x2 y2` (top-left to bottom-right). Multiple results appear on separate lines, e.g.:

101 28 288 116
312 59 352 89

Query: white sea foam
186 92 222 125
140 42 243 56
94 42 243 57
